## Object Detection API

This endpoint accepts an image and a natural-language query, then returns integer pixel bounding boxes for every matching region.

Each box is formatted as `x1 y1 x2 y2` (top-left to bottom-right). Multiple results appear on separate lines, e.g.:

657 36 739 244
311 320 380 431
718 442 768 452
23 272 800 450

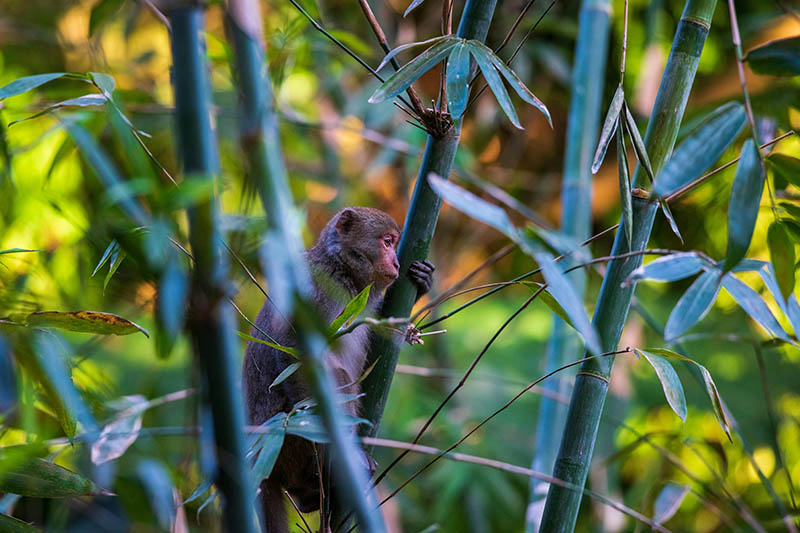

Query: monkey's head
315 207 401 292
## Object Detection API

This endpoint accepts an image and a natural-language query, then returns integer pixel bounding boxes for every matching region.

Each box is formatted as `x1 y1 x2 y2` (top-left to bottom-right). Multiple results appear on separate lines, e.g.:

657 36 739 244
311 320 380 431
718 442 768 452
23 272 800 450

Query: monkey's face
333 207 401 291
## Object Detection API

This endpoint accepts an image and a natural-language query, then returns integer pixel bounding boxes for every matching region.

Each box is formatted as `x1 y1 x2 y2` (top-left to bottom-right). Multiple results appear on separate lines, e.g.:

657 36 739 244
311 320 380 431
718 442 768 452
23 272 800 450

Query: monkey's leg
260 479 288 533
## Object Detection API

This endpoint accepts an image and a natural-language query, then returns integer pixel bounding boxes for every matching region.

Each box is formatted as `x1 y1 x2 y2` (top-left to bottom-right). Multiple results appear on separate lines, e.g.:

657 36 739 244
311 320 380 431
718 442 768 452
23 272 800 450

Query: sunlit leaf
481 41 551 125
25 311 149 337
653 102 746 197
428 173 518 238
664 269 722 341
639 352 687 422
616 120 633 247
623 103 654 182
529 246 602 355
446 41 470 120
591 84 624 174
91 395 146 465
0 73 68 99
653 483 690 525
0 457 106 498
328 284 372 336
369 37 459 103
534 284 574 329
637 348 731 440
625 252 709 285
767 221 795 301
0 249 38 256
237 332 299 359
721 273 791 343
724 139 765 272
467 41 521 128
767 153 800 188
744 36 800 77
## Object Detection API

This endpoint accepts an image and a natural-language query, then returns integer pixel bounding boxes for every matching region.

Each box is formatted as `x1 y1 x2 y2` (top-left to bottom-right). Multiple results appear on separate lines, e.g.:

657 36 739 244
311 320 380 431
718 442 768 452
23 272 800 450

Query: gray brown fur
243 207 434 532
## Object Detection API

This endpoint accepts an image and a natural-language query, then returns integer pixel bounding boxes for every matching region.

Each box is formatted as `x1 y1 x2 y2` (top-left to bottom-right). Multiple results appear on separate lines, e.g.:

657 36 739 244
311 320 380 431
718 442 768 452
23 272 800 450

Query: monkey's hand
408 260 435 298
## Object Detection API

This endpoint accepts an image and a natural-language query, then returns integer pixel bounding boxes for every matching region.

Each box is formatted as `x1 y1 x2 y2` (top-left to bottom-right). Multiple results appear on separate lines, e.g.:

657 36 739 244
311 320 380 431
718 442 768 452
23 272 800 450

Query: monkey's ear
335 208 356 235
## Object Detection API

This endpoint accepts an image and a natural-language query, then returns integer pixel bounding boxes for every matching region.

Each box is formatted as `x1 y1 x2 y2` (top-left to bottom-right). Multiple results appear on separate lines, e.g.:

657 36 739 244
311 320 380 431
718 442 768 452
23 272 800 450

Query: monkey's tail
260 479 288 533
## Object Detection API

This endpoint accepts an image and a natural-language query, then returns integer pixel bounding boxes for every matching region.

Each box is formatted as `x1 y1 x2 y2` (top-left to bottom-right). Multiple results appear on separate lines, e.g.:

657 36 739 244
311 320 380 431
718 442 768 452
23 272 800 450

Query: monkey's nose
393 259 400 272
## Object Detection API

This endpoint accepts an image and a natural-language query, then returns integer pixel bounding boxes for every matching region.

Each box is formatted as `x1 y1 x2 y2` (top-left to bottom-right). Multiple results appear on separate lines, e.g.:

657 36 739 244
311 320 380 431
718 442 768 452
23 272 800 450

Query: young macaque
243 206 434 532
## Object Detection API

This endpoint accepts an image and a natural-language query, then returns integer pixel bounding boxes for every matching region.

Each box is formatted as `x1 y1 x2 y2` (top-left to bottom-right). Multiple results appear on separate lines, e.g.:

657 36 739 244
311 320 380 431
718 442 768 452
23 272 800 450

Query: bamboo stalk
224 1 385 531
165 7 254 532
362 0 500 440
526 0 611 530
540 0 718 530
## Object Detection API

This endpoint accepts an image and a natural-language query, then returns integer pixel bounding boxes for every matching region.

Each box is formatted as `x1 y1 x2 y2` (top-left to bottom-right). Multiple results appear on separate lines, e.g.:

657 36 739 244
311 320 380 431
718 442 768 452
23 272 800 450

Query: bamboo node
576 371 610 384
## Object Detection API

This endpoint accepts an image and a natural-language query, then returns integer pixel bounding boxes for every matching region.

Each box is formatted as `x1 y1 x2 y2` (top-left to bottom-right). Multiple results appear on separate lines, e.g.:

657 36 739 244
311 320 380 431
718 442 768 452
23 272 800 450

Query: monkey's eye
383 235 393 246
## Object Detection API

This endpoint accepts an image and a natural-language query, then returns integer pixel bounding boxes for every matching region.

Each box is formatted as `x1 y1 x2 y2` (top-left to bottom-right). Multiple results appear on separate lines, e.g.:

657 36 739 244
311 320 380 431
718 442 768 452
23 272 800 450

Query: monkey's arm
408 260 435 301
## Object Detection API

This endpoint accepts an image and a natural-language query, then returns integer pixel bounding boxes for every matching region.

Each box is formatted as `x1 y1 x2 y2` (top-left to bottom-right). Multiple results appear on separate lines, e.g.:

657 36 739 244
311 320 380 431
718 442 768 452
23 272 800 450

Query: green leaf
0 248 38 256
428 173 518 238
664 269 722 341
767 221 795 302
625 252 709 285
757 264 800 337
270 362 302 390
535 285 574 329
639 348 731 440
659 199 684 244
328 284 372 335
0 457 106 498
529 246 602 355
616 120 633 247
237 332 299 359
369 37 459 103
767 153 800 188
0 512 40 532
623 103 654 182
103 247 126 293
724 139 765 272
25 310 149 337
89 72 115 97
721 273 792 343
403 0 426 17
8 95 108 127
156 258 188 358
653 102 746 197
779 201 800 221
744 36 800 77
653 483 690 525
250 414 286 488
591 84 624 174
0 73 68 99
467 41 521 129
639 352 687 422
376 36 448 72
479 41 551 126
91 240 119 277
446 41 470 120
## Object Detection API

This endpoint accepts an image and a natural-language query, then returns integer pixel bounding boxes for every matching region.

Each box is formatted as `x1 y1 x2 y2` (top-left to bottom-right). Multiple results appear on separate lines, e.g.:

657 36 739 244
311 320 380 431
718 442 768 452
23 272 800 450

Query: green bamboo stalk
362 0 499 438
224 2 385 531
540 1 717 530
165 6 254 532
526 0 611 530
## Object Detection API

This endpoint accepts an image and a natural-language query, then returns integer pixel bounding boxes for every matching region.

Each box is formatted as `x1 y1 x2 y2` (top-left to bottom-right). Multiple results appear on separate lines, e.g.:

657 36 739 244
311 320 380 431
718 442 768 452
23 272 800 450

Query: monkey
243 206 435 533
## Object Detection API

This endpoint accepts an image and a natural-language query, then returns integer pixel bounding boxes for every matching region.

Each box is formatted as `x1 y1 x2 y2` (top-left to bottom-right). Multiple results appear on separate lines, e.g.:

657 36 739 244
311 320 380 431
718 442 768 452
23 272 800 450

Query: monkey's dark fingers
409 260 434 274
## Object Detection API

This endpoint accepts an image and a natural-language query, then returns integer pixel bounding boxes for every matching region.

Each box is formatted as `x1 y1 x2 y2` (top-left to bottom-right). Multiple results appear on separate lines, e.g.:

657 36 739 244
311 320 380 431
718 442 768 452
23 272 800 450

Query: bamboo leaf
724 139 765 272
403 0 426 17
270 362 302 391
428 173 518 238
623 103 654 182
467 41 521 129
639 352 687 422
529 246 602 355
8 95 108 127
637 348 731 440
91 240 119 277
653 483 690 525
0 248 39 256
0 338 15 414
89 72 115 96
369 37 459 103
91 395 146 465
156 258 188 358
625 252 709 285
721 273 792 343
329 285 372 335
137 460 175 529
537 288 575 329
659 199 684 244
616 120 633 247
767 221 795 301
0 73 68 99
0 457 106 498
25 311 149 337
767 153 800 187
376 36 448 72
744 36 800 77
446 41 470 120
664 269 722 341
653 102 746 197
0 513 40 532
250 415 286 487
591 84 624 174
478 41 551 125
237 332 299 359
